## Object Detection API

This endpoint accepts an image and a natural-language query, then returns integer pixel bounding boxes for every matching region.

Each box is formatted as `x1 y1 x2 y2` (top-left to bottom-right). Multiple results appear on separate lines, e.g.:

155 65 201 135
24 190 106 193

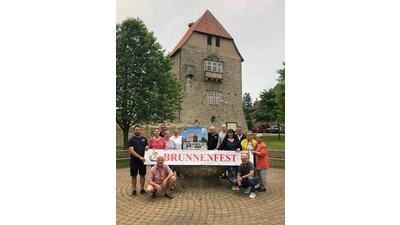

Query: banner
144 149 253 166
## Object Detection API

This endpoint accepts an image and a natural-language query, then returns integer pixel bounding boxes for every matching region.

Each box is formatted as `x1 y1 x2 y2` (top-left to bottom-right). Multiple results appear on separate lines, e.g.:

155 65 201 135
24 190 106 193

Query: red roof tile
170 10 243 61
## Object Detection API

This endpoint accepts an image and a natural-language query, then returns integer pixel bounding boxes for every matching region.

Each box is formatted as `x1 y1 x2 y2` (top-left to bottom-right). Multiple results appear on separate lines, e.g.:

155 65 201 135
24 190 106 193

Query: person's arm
218 139 225 150
148 170 162 192
129 146 145 162
242 169 254 178
161 168 175 189
216 133 222 149
257 144 267 157
162 138 166 149
148 138 154 149
235 138 241 151
237 169 243 186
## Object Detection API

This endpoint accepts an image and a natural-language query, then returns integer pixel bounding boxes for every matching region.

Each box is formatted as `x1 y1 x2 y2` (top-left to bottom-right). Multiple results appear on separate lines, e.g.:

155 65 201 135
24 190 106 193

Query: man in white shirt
216 124 227 149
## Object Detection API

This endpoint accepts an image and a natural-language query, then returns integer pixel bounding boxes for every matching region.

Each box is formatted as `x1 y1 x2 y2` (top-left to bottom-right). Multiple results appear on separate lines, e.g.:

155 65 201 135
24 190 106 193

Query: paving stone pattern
116 166 285 225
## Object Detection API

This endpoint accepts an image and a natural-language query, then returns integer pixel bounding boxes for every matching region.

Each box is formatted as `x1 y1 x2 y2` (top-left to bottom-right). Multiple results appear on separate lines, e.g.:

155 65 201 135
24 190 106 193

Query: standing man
146 154 177 199
128 125 149 197
236 126 245 142
159 124 167 138
216 124 227 149
208 126 219 150
251 133 270 192
231 153 259 199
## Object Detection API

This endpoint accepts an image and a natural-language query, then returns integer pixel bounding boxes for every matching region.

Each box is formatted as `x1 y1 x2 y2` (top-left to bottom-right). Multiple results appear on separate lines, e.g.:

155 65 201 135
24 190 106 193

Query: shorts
130 162 146 176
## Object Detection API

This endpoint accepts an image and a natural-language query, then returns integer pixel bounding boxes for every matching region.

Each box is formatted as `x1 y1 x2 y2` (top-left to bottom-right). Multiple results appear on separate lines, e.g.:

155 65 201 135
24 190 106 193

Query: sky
116 0 285 103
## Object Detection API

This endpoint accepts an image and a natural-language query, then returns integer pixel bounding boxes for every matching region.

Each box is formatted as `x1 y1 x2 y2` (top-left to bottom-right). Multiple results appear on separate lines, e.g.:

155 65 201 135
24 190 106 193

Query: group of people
208 124 270 198
128 123 270 199
128 124 181 199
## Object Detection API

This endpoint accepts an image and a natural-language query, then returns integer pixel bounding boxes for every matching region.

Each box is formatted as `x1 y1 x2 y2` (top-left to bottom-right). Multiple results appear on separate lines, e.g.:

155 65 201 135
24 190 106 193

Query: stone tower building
170 10 248 131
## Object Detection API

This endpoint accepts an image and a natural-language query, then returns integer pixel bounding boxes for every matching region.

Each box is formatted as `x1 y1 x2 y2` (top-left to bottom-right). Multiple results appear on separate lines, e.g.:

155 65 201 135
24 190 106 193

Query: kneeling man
146 154 176 199
231 153 259 199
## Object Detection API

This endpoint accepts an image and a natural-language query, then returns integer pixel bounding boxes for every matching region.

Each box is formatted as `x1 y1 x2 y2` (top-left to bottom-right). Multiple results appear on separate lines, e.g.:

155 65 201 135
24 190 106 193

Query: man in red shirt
146 154 176 199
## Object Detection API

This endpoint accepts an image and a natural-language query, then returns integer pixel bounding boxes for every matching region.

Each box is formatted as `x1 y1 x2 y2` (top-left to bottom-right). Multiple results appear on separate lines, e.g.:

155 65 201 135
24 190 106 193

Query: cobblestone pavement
116 166 285 225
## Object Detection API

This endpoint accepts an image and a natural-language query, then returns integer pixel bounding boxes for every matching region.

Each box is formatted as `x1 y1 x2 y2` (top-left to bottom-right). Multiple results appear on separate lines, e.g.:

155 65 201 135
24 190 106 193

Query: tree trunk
123 125 130 150
278 124 281 139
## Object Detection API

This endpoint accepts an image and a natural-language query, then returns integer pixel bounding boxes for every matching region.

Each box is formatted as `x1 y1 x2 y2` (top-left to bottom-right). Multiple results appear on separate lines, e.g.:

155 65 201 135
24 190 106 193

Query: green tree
252 88 277 124
275 61 285 123
116 18 184 149
242 92 253 128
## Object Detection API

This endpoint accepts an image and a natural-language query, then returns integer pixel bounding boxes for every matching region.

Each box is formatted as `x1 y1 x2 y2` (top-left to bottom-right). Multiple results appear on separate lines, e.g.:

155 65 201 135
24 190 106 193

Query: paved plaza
116 166 285 225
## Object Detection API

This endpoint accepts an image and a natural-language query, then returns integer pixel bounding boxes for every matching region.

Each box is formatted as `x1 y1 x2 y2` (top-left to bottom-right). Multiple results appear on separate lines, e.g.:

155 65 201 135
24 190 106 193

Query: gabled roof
250 101 260 111
170 10 244 61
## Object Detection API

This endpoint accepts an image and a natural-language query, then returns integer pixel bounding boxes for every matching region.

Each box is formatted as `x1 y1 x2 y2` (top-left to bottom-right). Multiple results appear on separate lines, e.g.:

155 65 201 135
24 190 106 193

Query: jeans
231 176 259 193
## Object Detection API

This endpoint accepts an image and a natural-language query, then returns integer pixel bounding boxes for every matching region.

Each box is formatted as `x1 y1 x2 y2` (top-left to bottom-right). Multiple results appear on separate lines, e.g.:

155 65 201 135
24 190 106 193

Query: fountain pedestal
174 165 229 188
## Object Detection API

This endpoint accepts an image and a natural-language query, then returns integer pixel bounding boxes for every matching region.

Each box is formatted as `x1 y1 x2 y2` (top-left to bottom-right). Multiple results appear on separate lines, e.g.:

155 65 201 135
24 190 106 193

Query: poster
181 127 208 150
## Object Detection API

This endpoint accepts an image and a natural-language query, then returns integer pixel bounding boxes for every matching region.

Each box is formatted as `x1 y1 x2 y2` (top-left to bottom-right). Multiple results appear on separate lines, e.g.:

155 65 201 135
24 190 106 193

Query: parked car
251 127 264 133
266 125 285 133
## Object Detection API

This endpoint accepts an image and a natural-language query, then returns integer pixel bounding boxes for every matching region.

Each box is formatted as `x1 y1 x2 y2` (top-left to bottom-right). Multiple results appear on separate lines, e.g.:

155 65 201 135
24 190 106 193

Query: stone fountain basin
174 165 229 188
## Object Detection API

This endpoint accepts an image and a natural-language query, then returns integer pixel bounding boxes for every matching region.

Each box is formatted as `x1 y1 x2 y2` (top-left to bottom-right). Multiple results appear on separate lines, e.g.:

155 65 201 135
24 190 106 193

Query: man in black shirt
231 153 259 199
236 126 245 142
207 126 218 150
128 125 149 197
159 124 167 137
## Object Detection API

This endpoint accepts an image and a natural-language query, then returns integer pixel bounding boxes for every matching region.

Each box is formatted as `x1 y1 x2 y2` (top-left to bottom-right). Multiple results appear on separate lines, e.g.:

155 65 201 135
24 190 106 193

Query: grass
269 159 285 169
116 159 130 168
253 134 285 150
116 146 124 150
116 159 285 169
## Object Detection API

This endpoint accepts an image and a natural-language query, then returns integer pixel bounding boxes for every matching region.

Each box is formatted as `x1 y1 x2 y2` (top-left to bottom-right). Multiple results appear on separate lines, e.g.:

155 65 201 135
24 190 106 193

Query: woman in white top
164 131 177 186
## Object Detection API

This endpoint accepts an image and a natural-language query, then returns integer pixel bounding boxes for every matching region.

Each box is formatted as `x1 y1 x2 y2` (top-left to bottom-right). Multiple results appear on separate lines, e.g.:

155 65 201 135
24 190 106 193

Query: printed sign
181 127 208 150
144 149 254 166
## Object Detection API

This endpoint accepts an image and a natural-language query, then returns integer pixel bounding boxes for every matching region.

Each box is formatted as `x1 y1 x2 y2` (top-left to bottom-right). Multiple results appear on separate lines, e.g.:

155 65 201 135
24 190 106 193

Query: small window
207 91 220 105
216 38 220 47
207 35 212 45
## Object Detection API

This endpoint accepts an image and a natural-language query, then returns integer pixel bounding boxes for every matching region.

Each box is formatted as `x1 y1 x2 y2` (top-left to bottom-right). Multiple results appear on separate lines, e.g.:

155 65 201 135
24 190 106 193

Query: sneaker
231 186 236 190
131 190 137 197
140 189 146 196
244 187 251 194
235 186 240 191
249 192 256 199
151 191 157 198
257 188 266 192
164 193 173 199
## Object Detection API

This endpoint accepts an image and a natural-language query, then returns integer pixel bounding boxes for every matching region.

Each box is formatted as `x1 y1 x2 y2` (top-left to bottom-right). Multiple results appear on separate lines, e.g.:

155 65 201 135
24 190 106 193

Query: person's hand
238 180 242 187
251 150 256 154
161 180 167 189
140 156 145 162
145 146 149 151
156 184 162 193
236 148 240 152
